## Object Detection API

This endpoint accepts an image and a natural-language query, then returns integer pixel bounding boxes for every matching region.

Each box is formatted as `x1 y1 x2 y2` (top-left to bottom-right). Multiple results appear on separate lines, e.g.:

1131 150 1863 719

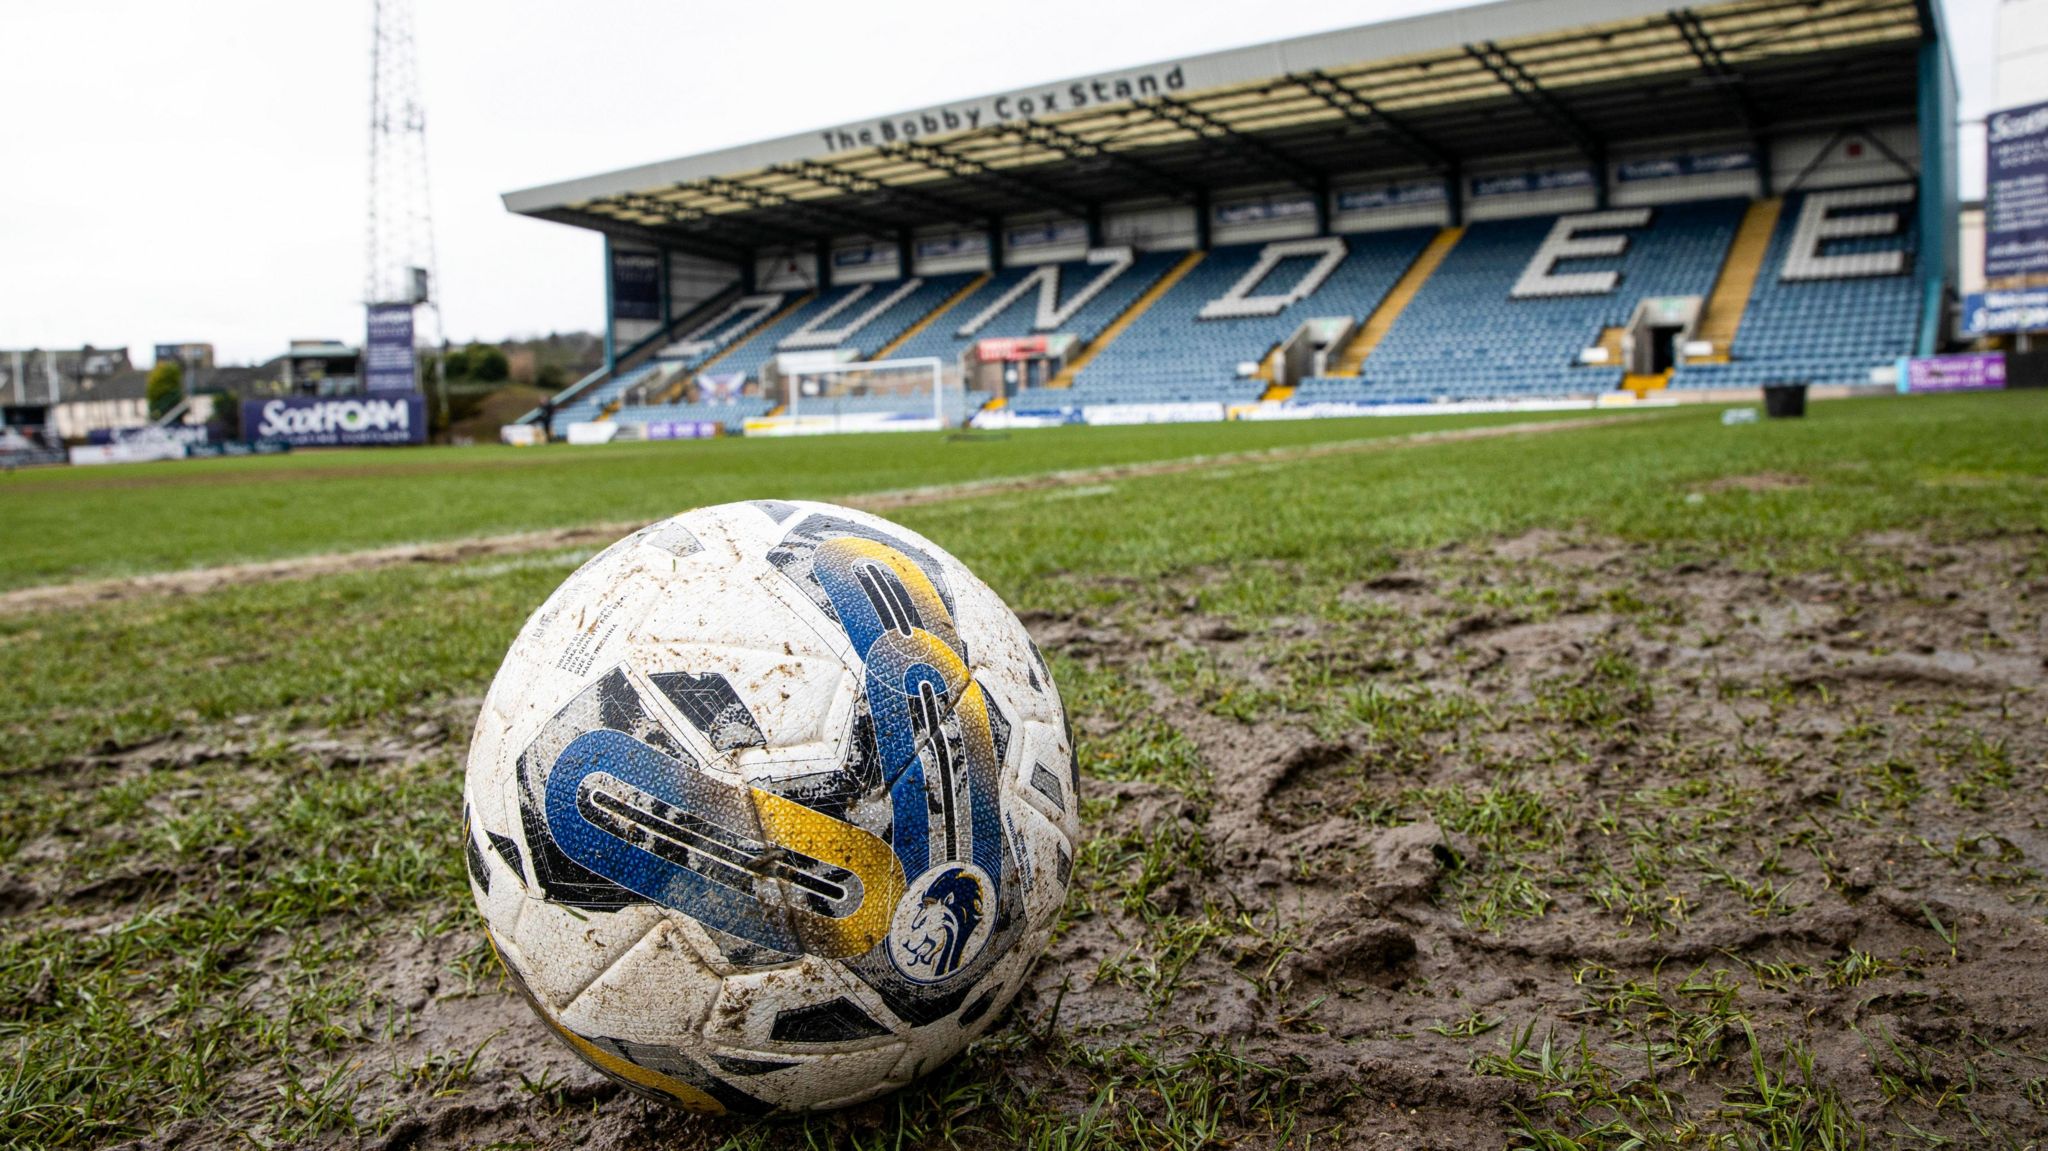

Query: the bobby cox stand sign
243 396 426 447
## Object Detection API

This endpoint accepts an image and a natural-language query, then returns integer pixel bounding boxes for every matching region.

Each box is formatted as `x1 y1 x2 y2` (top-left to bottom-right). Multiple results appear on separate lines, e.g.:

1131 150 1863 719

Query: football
461 500 1079 1113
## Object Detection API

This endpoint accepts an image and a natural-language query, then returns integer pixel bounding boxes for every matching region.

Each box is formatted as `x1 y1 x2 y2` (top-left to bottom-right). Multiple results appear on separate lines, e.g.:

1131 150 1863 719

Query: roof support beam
995 121 1195 204
1294 70 1457 172
602 192 795 253
1668 9 1761 132
688 175 905 240
535 209 750 266
878 140 1095 219
1141 95 1324 192
770 159 986 227
1466 41 1604 162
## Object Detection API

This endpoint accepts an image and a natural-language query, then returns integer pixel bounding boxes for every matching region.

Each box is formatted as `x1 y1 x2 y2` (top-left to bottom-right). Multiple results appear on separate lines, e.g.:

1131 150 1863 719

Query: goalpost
773 356 959 434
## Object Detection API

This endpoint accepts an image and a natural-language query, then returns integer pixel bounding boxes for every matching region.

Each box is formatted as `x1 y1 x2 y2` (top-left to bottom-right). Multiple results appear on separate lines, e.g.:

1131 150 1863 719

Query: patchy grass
2 390 2047 1148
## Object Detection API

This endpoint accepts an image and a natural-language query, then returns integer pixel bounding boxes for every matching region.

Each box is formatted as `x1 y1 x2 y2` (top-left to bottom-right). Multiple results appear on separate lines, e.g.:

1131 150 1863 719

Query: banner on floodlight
363 304 417 394
611 248 663 320
1987 100 2048 279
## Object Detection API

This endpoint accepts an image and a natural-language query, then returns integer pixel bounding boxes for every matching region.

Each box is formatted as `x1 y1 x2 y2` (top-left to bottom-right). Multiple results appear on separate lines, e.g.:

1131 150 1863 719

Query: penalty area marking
1 411 1676 616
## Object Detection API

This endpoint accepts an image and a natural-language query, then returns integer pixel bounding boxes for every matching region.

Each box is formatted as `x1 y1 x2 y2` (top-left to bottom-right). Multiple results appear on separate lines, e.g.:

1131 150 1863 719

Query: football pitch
4 392 2047 1148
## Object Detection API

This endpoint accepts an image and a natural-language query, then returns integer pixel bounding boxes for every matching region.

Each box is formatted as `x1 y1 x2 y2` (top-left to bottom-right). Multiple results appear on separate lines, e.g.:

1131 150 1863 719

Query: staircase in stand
1047 251 1205 388
1328 226 1463 376
1692 198 1782 362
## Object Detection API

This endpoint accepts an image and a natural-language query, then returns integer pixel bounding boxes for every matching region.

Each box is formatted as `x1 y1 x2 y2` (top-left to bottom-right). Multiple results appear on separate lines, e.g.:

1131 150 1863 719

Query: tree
536 362 567 391
439 345 472 383
467 342 509 383
146 360 184 420
204 390 241 440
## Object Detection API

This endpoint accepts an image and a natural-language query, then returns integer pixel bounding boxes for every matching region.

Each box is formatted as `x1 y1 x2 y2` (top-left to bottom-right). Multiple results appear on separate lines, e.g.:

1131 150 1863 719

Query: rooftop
503 0 1935 262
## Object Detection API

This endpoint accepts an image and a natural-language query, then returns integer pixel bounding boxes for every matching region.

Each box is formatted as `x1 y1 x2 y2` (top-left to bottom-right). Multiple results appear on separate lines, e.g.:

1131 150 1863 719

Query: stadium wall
830 238 906 283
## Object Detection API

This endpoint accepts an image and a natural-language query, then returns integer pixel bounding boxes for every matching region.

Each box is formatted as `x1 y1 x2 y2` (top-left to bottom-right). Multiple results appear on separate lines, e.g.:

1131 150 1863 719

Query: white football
462 500 1079 1114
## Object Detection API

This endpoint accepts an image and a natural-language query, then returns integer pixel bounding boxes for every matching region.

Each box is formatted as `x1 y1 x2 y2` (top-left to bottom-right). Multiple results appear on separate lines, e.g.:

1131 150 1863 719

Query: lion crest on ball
892 865 988 982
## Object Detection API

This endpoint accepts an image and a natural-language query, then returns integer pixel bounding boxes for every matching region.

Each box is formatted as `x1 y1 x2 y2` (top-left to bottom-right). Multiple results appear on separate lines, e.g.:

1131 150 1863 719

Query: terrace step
1592 326 1627 366
1048 250 1205 388
1692 198 1782 362
1328 226 1463 376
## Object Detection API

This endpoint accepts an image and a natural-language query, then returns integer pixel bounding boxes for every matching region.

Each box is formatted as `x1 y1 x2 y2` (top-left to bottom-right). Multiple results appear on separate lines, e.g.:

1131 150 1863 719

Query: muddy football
464 502 1078 1112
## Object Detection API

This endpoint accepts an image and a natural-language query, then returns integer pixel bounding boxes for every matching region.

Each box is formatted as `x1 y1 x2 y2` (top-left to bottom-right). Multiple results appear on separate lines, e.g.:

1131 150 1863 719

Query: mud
87 526 2048 1148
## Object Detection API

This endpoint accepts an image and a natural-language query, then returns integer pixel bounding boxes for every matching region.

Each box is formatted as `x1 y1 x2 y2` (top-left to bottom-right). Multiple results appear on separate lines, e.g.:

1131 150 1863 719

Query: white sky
0 0 2000 366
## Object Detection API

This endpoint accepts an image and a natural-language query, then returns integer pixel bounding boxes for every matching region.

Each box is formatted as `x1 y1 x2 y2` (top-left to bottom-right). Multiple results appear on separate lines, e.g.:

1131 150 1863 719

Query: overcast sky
0 0 2000 366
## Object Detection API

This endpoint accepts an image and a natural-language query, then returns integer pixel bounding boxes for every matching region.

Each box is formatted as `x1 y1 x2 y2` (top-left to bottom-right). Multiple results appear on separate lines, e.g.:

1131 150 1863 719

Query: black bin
1761 381 1808 419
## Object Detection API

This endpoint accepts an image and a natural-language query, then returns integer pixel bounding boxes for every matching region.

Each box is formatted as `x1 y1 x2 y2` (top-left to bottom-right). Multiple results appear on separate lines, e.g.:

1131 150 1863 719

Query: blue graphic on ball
889 863 991 983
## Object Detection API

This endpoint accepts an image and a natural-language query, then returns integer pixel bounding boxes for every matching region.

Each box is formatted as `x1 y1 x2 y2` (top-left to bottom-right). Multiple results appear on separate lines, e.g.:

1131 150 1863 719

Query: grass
2 390 2046 1148
0 407 1604 591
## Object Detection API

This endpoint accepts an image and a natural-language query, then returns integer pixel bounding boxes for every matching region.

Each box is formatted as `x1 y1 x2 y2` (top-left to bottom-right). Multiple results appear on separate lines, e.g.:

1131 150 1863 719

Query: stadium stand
552 361 664 425
1021 231 1437 409
610 397 774 434
1669 185 1921 390
601 273 984 430
1292 200 1746 406
889 253 1183 367
505 0 1954 433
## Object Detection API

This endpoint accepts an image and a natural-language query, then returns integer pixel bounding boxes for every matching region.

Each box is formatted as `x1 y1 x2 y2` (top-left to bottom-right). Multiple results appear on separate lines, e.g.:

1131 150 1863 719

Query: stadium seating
1294 199 1745 405
553 361 664 425
1048 230 1437 408
889 253 1183 366
579 189 1923 433
788 390 994 422
611 397 774 434
1668 186 1920 391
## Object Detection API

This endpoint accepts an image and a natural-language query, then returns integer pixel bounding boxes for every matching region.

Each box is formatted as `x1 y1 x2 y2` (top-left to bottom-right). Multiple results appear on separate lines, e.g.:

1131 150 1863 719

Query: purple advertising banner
364 303 417 394
645 420 720 440
1899 353 2007 394
242 395 426 446
1987 100 2048 279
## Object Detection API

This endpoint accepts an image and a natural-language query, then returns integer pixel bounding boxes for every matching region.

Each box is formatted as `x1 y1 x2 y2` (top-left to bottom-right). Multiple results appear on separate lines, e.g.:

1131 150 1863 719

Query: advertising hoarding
1897 353 2007 394
242 395 425 446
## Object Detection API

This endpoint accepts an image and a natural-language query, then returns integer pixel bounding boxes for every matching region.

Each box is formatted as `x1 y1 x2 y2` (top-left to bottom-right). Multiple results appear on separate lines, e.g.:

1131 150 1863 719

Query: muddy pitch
85 527 2048 1148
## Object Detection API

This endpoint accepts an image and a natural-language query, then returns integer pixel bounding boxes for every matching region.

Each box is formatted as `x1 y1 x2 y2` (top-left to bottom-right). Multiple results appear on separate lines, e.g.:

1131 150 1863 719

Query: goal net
772 357 962 434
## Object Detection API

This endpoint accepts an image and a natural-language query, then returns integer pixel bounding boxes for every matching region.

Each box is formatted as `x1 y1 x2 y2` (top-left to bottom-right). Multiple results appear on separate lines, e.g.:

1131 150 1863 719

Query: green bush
145 361 183 420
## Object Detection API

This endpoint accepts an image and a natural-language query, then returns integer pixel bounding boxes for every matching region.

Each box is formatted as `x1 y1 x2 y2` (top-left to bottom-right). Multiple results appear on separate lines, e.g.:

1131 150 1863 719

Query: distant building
1 346 133 406
281 339 362 394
